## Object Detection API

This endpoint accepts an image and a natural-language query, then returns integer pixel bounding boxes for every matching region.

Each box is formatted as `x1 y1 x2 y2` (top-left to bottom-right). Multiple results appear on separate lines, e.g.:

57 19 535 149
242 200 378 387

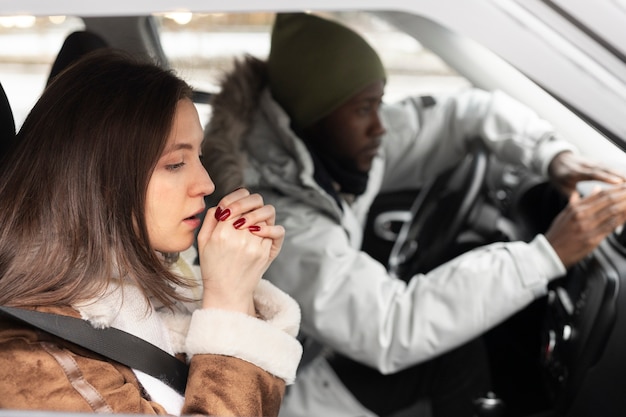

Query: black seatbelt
0 306 189 395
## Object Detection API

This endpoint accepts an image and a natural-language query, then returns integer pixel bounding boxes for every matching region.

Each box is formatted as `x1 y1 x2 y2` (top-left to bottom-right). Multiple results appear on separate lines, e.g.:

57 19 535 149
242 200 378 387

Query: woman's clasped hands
196 187 285 316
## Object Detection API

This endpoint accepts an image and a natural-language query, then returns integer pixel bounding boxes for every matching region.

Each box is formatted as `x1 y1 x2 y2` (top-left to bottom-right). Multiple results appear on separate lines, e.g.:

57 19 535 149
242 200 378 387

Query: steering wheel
387 142 489 281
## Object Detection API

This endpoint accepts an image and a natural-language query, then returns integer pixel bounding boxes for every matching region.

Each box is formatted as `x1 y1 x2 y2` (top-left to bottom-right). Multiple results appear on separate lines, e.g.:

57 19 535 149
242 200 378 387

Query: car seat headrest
47 30 109 86
0 81 16 160
0 82 15 142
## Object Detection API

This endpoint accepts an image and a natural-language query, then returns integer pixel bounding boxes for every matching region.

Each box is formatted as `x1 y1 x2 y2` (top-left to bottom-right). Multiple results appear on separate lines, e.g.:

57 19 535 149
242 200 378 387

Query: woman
0 49 302 416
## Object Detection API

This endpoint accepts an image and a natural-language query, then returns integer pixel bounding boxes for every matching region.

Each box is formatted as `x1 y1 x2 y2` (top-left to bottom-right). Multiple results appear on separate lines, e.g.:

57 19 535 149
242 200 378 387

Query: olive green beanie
267 13 386 131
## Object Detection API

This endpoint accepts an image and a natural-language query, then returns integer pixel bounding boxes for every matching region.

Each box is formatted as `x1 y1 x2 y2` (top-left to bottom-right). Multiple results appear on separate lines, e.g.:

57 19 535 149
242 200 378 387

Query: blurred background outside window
0 11 469 129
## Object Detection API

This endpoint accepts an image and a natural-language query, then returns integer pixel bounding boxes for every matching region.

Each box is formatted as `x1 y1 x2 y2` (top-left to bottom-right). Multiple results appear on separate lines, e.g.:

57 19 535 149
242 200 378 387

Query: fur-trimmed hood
202 55 269 206
202 56 343 219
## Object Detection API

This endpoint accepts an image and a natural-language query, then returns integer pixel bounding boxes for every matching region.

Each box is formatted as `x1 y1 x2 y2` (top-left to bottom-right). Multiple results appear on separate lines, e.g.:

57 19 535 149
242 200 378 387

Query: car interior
1 4 626 416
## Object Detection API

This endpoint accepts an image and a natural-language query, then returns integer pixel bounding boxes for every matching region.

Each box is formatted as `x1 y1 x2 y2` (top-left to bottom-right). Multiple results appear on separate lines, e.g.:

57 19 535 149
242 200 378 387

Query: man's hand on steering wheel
545 184 626 268
548 151 626 196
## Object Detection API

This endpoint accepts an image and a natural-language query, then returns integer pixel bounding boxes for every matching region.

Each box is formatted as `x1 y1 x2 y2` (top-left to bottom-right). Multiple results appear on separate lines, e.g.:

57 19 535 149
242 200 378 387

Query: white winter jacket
203 57 574 375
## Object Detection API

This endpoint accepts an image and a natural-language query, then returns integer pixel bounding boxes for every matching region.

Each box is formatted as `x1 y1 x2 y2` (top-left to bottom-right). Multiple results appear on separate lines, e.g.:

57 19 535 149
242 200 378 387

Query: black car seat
47 30 108 86
0 82 15 140
0 81 16 157
47 29 212 106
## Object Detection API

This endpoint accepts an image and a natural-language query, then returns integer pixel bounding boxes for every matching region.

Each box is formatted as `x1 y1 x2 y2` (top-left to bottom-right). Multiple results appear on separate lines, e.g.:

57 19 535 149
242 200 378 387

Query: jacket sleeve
181 279 302 416
184 279 302 384
268 198 565 374
378 88 576 193
183 355 286 417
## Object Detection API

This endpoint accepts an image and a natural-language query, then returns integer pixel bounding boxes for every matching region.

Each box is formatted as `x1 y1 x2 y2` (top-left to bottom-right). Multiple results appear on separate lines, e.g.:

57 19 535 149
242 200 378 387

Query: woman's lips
183 215 202 228
183 207 205 228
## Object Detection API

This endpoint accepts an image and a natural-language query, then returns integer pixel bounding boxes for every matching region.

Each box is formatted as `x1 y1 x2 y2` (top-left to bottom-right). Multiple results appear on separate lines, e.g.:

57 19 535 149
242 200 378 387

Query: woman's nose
194 166 215 197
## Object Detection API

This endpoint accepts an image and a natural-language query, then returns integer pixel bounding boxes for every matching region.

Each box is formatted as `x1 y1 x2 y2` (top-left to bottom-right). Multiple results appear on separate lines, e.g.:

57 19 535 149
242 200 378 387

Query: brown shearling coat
0 305 285 416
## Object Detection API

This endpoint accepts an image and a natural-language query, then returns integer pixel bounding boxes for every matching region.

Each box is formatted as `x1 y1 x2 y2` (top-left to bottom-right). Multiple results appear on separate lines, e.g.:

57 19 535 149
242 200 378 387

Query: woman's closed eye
166 161 185 171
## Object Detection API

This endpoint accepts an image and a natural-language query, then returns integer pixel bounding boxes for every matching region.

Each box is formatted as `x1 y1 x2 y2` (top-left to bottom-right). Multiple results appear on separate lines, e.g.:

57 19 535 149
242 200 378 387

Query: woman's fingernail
248 225 261 232
233 218 246 229
218 208 231 221
214 207 222 220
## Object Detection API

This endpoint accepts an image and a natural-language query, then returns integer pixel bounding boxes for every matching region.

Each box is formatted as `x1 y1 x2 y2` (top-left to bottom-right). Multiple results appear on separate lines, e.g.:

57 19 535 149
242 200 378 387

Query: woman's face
145 98 214 253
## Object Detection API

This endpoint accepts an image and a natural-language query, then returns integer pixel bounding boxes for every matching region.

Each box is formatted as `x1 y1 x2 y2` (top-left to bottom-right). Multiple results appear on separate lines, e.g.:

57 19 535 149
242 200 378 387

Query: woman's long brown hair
0 49 195 308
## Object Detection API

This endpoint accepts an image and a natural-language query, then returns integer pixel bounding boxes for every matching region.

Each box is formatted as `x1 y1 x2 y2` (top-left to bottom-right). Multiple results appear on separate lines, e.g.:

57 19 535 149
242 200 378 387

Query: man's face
309 80 386 173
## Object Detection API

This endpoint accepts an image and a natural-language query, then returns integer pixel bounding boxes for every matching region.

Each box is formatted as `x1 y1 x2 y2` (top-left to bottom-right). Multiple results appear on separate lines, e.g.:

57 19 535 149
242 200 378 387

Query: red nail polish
233 218 246 229
218 208 231 221
214 207 222 221
248 225 261 232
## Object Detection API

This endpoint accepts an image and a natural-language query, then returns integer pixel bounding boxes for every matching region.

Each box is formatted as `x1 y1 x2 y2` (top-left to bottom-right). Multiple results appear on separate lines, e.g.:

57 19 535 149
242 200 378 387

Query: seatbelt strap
0 306 189 395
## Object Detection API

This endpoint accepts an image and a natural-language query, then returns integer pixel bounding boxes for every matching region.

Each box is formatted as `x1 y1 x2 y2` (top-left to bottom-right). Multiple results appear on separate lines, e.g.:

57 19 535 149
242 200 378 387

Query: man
202 12 626 417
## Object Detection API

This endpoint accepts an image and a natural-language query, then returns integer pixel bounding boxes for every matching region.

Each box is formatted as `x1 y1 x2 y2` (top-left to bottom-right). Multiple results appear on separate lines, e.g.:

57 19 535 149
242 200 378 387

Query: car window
515 0 626 83
154 11 472 125
0 15 85 129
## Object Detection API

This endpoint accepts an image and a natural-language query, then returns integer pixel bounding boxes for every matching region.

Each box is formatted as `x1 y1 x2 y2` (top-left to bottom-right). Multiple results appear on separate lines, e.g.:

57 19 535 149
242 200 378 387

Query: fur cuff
254 279 301 337
185 280 303 384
